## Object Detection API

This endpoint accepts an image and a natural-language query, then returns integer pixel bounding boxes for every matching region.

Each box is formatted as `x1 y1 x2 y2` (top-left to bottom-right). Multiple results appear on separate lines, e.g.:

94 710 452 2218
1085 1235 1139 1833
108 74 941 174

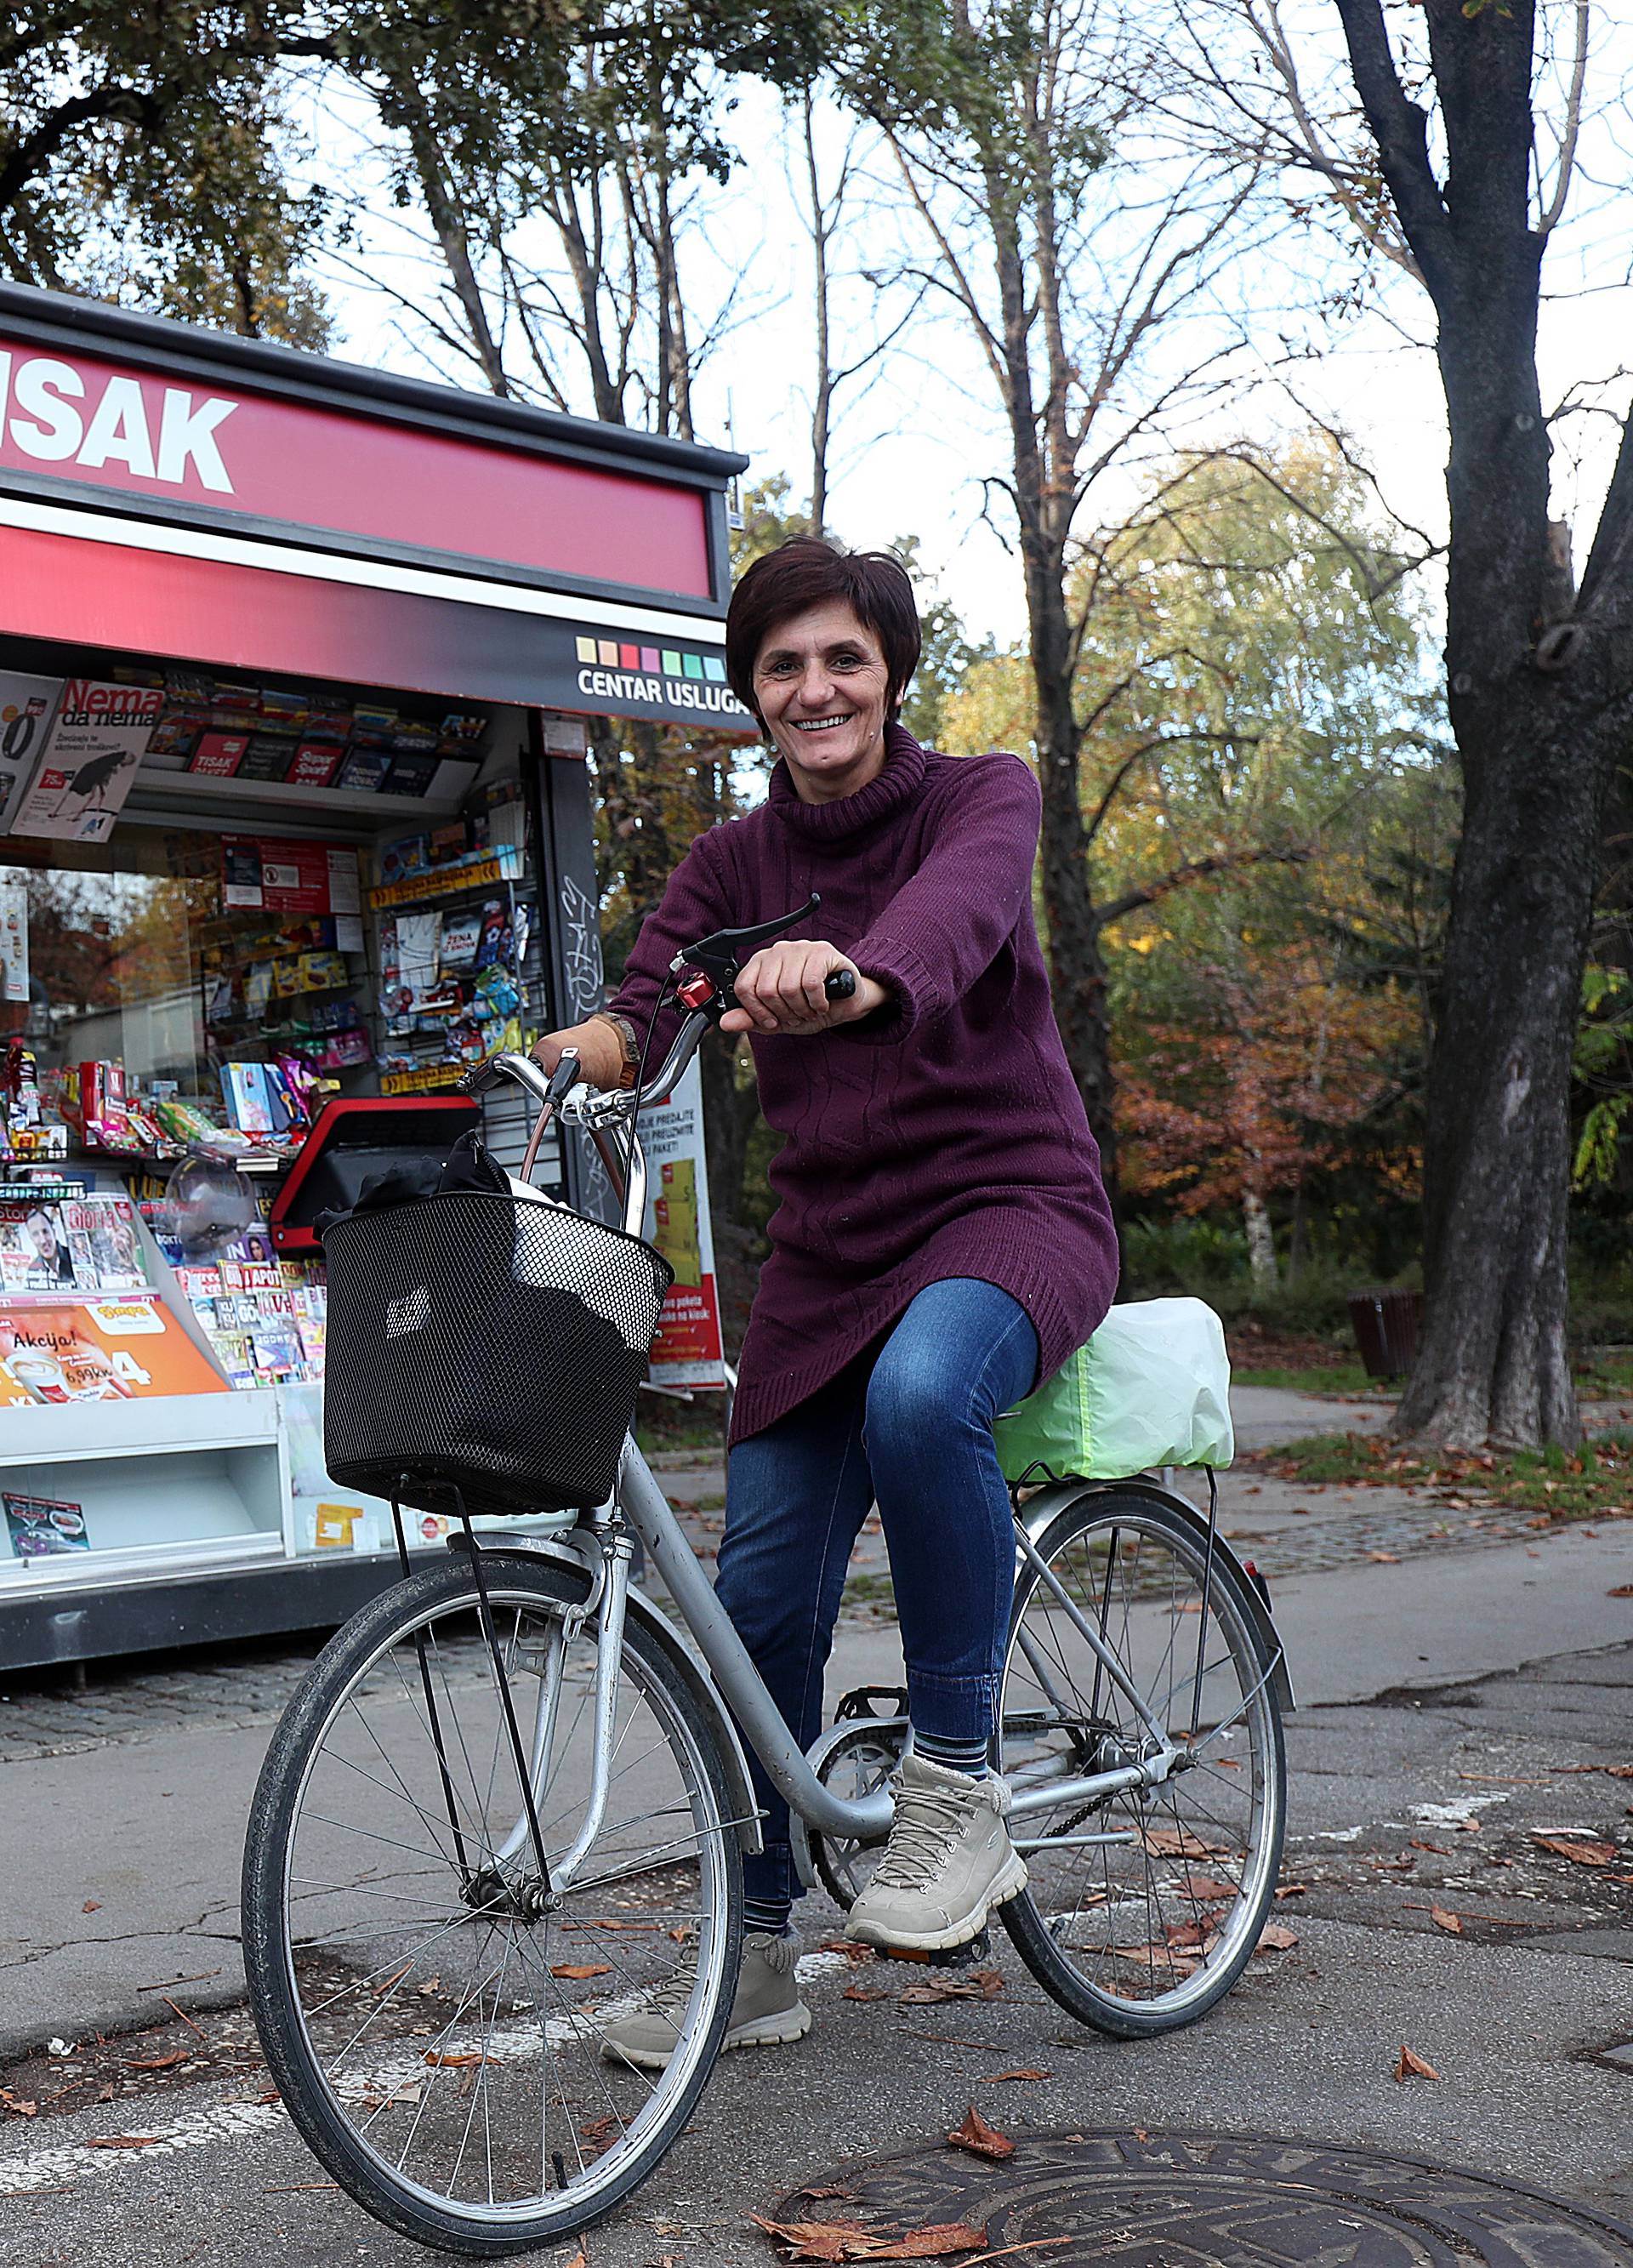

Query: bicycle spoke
1000 1502 1283 2026
253 1568 739 2237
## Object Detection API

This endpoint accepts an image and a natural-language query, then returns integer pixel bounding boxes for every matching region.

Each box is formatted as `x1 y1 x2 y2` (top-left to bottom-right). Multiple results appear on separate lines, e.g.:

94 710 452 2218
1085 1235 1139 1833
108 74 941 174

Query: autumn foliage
1118 944 1419 1221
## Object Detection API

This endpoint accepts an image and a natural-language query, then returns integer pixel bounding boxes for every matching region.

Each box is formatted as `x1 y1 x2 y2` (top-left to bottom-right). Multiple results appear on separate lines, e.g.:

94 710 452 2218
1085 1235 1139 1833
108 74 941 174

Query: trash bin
1347 1289 1423 1379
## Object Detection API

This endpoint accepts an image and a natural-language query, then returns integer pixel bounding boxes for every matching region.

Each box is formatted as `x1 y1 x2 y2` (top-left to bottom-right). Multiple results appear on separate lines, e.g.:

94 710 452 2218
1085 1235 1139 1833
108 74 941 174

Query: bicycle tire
997 1488 1286 2039
242 1552 743 2256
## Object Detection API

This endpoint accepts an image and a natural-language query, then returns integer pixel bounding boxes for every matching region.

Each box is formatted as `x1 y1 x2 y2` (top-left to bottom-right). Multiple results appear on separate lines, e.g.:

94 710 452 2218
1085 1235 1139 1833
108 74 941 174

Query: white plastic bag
994 1296 1233 1480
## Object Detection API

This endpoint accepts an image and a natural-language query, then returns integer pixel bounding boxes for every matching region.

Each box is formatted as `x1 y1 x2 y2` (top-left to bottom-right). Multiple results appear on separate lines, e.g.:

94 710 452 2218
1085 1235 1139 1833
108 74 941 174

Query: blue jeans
714 1278 1039 1907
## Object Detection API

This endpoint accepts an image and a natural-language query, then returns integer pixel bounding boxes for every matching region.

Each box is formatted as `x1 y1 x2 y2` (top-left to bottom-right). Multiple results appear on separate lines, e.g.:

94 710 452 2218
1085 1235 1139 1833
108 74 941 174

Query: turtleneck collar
766 722 928 846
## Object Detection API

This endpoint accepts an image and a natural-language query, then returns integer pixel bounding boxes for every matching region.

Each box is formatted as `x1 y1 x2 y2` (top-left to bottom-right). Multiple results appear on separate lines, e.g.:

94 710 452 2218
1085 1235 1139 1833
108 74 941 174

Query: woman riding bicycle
532 536 1118 2063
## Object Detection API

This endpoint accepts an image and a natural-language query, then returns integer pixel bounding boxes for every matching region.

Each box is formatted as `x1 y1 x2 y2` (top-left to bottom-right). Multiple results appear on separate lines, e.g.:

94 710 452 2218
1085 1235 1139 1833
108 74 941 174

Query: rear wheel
242 1552 743 2256
998 1489 1286 2037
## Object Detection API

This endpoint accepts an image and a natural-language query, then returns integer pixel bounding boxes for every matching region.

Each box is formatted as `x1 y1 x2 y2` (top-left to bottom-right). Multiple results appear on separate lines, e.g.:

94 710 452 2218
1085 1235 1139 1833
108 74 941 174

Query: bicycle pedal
878 1929 992 1969
929 1928 992 1969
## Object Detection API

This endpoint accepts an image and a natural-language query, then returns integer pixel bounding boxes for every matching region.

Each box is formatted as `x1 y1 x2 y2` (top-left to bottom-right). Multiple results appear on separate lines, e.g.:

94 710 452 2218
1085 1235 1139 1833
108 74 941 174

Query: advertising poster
12 679 162 843
0 879 26 1004
221 838 361 916
0 670 62 834
4 1494 90 1560
0 1294 229 1405
639 1059 725 1390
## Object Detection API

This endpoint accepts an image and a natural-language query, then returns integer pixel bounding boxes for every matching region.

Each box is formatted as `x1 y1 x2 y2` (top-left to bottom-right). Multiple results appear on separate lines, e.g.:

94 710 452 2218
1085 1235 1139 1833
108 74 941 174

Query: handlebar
459 900 864 1229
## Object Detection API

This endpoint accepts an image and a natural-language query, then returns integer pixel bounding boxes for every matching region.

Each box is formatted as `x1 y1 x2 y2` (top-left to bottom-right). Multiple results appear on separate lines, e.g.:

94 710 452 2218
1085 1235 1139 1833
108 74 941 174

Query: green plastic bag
994 1297 1233 1482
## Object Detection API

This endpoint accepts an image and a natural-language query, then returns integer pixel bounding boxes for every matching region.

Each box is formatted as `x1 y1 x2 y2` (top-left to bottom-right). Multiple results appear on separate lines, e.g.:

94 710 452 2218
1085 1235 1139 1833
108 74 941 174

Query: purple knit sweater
608 725 1119 1444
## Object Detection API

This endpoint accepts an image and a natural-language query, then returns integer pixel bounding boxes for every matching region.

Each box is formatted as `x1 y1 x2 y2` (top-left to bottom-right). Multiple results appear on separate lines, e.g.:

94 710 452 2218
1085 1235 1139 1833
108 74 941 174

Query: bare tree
786 95 925 532
838 0 1272 1189
1185 0 1632 1449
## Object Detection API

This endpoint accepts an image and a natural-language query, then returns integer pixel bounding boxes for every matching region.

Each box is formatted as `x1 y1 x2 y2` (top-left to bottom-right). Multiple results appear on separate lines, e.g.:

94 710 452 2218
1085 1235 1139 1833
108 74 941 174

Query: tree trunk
1243 1188 1277 1290
389 69 509 397
1033 661 1118 1190
1331 0 1633 1449
1396 694 1606 1449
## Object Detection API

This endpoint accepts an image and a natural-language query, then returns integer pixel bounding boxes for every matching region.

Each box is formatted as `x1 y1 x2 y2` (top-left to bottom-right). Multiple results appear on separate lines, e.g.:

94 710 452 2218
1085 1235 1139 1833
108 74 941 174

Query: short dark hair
725 537 922 727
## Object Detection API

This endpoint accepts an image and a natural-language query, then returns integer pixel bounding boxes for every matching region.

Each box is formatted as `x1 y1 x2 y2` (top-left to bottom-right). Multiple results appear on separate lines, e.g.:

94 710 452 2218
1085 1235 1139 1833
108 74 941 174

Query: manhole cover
775 2129 1633 2265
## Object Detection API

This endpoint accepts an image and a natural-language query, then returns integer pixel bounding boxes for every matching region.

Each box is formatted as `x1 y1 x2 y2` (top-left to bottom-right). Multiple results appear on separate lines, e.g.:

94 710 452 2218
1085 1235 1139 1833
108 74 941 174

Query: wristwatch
590 1010 642 1090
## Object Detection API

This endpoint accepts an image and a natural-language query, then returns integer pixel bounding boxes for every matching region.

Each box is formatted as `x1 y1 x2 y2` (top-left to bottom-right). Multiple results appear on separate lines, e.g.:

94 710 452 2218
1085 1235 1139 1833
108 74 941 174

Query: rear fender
1016 1476 1296 1712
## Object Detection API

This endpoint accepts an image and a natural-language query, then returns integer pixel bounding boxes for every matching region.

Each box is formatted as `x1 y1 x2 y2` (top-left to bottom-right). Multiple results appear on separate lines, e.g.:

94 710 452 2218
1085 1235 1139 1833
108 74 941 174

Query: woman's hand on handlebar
530 1018 624 1091
720 941 887 1037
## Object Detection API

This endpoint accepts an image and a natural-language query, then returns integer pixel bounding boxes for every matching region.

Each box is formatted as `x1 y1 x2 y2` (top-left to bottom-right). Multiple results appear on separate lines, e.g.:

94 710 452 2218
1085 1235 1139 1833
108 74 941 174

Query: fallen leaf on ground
1255 1923 1299 1952
1368 1551 1401 1564
1605 1765 1633 1778
899 1970 1004 2005
372 1963 413 1996
123 2051 190 2071
1531 1833 1618 1866
0 2091 37 2117
1607 1584 1633 1598
1429 1906 1463 1935
82 1900 100 1913
1395 2045 1441 2082
843 1985 893 2002
820 1940 877 1964
424 2051 486 2067
1139 1827 1226 1857
578 2115 622 2160
750 2212 989 2260
979 2069 1050 2083
561 2252 588 2268
1273 1883 1308 1899
947 2105 1016 2161
1409 1840 1450 1854
1180 1874 1238 1900
84 2135 161 2149
549 1963 612 1980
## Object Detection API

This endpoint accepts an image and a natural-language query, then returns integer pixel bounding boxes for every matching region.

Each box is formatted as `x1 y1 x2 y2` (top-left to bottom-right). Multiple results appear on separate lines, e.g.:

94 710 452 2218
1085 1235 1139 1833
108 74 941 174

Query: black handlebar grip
825 970 857 1001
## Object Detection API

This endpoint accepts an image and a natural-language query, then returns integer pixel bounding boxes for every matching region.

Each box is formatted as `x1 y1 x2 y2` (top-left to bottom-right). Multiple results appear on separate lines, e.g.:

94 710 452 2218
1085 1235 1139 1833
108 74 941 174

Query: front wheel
242 1552 743 2256
998 1488 1286 2037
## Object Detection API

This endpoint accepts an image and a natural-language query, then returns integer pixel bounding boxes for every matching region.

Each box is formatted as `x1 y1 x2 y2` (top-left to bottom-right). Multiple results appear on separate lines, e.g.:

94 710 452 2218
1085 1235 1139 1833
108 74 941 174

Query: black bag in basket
321 1189 674 1519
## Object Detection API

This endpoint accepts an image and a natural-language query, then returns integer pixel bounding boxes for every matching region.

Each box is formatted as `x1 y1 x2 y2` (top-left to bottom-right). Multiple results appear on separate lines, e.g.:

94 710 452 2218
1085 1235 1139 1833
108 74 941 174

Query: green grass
1577 1351 1633 1400
634 1411 727 1456
1232 1361 1378 1395
1254 1427 1633 1522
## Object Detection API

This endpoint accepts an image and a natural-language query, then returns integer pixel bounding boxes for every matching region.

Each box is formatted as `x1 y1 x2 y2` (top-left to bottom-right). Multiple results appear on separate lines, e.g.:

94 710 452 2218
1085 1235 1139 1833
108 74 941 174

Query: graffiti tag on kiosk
0 351 237 493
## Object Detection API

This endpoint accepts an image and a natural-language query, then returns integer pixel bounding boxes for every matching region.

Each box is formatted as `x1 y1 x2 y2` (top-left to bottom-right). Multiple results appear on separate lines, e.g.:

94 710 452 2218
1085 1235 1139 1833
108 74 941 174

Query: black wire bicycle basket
321 1190 673 1519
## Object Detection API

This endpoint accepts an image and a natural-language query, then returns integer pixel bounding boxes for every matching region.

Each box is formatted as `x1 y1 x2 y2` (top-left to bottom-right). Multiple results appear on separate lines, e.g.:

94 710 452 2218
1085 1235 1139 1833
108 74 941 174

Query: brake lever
675 892 823 989
671 893 856 1020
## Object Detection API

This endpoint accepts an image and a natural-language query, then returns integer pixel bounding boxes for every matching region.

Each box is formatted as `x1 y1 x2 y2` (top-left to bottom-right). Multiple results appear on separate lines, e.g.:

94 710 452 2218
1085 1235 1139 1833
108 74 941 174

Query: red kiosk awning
0 286 755 732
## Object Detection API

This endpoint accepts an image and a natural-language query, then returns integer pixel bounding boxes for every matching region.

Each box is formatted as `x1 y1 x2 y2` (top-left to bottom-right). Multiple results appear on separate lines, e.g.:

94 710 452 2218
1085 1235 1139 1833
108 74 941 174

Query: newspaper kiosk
0 282 752 1672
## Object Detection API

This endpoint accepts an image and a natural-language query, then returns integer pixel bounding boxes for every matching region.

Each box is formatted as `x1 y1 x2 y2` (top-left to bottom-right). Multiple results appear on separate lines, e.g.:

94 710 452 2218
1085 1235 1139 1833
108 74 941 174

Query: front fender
456 1527 763 1853
1016 1476 1296 1712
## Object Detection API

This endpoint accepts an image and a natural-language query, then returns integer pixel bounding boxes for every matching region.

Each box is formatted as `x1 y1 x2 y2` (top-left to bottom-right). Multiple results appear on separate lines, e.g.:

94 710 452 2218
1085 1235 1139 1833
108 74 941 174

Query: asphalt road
2 1387 1630 2266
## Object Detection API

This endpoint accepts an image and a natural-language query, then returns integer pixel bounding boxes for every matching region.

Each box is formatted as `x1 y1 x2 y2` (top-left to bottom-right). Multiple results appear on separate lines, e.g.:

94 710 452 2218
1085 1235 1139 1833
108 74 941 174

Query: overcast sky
298 10 1633 651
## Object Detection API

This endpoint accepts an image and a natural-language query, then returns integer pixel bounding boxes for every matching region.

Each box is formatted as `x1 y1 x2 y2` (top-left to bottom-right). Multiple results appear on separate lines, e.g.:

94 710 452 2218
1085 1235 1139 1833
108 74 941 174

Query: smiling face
752 600 893 804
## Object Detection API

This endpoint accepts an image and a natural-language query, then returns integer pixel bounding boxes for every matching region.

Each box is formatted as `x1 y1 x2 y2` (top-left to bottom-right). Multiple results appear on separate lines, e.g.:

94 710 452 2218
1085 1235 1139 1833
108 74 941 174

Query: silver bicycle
242 921 1292 2258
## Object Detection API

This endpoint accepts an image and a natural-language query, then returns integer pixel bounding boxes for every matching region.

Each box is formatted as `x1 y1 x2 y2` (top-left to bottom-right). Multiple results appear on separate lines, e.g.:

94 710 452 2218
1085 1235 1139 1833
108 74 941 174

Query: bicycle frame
460 1041 1198 1896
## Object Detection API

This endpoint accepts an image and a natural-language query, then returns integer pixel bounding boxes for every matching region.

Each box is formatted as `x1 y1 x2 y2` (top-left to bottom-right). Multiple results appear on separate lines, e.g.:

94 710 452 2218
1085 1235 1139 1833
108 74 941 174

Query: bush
1119 1216 1415 1344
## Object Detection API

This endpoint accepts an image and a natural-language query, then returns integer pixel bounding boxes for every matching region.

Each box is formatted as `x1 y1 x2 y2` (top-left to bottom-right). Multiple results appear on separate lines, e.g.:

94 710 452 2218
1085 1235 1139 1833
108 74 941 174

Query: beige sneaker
600 1929 811 2071
845 1753 1028 1953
